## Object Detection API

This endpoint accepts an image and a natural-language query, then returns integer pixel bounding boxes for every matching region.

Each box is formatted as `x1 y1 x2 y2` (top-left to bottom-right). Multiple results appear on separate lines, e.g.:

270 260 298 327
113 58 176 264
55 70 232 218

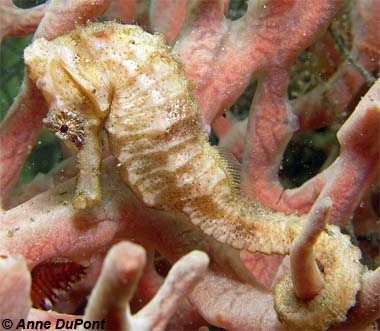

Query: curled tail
186 144 363 330
149 136 362 330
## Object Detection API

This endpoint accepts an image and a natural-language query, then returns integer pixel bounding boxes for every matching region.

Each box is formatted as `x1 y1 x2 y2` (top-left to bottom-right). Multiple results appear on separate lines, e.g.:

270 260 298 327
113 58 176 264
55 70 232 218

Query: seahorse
24 22 362 330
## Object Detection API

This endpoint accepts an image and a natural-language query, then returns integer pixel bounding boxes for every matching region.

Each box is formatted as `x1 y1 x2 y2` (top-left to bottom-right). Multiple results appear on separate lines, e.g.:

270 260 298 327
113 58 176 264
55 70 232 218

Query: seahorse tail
170 142 363 330
274 224 362 330
209 205 362 330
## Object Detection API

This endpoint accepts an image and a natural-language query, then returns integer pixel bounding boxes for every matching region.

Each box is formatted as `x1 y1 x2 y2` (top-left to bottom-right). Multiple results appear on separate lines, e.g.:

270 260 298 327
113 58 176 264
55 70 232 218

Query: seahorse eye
60 124 69 133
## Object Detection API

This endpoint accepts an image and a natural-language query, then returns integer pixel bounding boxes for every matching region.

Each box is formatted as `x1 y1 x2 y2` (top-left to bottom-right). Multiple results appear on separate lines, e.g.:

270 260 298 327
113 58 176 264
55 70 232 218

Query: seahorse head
24 30 112 149
25 41 85 149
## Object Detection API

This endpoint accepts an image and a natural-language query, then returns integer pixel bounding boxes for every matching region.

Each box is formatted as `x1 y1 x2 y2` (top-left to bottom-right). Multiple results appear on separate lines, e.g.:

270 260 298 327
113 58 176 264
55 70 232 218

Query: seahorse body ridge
24 22 363 330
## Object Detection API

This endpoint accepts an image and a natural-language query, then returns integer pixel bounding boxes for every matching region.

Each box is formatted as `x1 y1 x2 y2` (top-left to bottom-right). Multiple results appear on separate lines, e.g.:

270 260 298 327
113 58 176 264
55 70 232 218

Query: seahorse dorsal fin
217 146 242 193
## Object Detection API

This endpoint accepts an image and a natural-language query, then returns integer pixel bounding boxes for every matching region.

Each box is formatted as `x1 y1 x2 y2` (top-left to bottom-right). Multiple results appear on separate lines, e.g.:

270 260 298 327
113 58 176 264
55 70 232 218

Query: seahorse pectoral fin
72 124 103 209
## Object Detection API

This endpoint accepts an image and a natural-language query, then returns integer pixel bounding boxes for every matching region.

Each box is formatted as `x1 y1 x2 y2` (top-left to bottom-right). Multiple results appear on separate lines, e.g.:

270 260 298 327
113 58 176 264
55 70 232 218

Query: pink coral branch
235 67 380 219
83 241 146 330
149 0 187 43
133 250 209 331
290 197 331 299
0 82 47 210
132 251 207 330
105 0 136 23
212 116 233 139
62 241 209 331
315 78 380 227
0 255 31 322
294 79 379 225
352 186 379 235
9 156 77 208
0 0 45 42
209 0 379 215
129 249 161 311
240 251 284 289
175 0 343 126
216 0 379 141
0 0 111 209
294 0 380 133
149 0 229 44
190 269 283 331
241 69 297 203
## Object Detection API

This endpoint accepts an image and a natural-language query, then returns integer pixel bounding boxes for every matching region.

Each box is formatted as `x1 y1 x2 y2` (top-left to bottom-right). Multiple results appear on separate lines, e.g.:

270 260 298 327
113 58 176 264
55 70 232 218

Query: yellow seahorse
24 22 362 330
